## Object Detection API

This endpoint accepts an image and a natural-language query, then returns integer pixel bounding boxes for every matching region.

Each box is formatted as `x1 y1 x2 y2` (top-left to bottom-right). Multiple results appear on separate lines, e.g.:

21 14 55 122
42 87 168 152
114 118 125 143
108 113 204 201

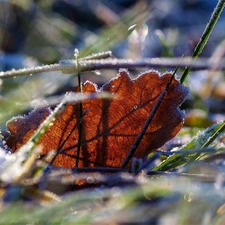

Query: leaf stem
180 0 225 83
75 49 83 167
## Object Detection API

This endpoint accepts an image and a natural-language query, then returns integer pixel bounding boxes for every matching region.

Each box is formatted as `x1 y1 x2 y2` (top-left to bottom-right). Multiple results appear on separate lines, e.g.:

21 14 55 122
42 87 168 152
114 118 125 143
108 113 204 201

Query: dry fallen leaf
6 69 189 168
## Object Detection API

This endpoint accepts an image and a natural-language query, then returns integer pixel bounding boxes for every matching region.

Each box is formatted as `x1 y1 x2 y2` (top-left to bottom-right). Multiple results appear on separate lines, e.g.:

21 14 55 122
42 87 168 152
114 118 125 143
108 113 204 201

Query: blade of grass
152 120 225 171
180 0 225 83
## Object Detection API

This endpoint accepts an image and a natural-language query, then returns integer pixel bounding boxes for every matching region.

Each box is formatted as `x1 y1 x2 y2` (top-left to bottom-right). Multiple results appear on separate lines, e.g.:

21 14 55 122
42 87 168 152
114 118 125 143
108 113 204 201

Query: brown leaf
6 69 189 168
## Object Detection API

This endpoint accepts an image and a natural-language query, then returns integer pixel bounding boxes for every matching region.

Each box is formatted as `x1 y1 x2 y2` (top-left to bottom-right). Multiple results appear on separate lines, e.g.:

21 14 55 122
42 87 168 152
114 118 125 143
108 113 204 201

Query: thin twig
1 57 225 78
0 51 113 78
75 49 83 167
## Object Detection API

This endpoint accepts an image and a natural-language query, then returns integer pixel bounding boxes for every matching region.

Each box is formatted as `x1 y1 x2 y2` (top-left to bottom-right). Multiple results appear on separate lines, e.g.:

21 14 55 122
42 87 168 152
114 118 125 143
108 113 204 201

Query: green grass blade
152 121 225 171
180 0 225 83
